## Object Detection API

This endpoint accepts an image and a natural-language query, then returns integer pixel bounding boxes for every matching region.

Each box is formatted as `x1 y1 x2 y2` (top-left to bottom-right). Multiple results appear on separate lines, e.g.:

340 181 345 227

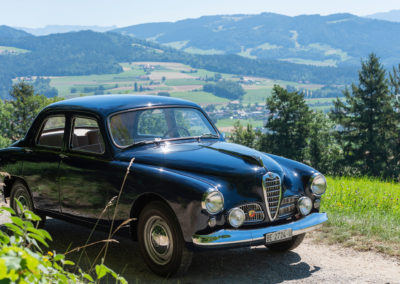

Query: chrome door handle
24 148 33 153
59 154 68 159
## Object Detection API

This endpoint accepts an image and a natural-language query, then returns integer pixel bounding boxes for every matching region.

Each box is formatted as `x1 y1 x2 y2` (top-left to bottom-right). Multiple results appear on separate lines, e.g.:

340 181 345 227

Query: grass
317 176 400 258
242 88 272 104
0 46 30 54
170 91 229 104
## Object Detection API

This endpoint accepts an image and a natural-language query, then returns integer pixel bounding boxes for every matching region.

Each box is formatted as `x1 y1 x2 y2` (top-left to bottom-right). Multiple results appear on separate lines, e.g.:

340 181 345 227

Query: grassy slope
318 176 400 258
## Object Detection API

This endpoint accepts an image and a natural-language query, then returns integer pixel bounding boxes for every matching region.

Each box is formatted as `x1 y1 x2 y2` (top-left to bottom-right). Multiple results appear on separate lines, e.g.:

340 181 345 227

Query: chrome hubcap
143 216 173 265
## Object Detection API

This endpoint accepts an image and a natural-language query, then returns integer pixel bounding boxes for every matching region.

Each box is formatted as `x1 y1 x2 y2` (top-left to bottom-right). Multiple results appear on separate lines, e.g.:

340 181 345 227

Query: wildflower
47 251 53 257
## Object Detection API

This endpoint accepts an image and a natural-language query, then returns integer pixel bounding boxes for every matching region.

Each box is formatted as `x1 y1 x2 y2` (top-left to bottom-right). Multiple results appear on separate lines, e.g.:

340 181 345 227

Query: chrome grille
262 172 282 221
239 203 265 224
279 196 298 218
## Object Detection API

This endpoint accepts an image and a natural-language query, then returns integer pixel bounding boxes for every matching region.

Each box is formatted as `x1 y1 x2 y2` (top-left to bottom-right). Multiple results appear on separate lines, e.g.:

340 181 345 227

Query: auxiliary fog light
297 196 313 216
228 208 245 228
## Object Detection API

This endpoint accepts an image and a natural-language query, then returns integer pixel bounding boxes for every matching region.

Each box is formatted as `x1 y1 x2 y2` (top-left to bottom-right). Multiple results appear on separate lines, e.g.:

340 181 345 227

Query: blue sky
2 0 400 28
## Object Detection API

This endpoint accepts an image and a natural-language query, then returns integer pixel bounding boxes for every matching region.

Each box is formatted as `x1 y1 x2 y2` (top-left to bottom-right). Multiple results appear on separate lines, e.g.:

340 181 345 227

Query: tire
10 181 46 228
137 201 192 277
266 233 305 252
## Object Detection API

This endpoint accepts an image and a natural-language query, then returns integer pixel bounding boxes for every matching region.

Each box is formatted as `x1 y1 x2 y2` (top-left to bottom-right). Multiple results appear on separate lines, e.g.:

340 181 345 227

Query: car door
22 114 66 212
58 114 114 223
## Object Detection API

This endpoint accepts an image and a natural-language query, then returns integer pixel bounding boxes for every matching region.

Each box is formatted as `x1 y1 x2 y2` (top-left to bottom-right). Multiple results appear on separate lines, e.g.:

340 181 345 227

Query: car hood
116 141 284 178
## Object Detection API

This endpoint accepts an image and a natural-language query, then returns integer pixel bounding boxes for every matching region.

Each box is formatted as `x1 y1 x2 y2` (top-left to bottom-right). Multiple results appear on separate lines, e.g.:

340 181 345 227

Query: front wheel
266 233 306 252
137 201 192 276
10 181 46 228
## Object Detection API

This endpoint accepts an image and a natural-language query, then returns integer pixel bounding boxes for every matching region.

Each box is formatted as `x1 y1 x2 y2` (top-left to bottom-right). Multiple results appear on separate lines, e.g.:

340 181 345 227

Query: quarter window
37 115 66 148
70 117 105 154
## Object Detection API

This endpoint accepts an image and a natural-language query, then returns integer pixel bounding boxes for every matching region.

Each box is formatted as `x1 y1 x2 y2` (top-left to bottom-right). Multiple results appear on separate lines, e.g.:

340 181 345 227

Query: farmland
43 62 342 130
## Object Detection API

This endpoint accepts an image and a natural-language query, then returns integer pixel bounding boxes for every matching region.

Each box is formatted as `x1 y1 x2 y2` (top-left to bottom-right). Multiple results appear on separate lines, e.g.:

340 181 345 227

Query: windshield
109 107 218 147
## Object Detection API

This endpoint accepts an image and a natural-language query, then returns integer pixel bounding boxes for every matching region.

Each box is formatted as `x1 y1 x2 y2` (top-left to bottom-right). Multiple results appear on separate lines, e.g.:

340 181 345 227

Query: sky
1 0 400 28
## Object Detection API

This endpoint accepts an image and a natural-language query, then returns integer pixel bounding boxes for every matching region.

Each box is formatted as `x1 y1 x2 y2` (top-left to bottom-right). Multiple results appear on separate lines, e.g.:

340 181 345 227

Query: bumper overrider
192 212 328 248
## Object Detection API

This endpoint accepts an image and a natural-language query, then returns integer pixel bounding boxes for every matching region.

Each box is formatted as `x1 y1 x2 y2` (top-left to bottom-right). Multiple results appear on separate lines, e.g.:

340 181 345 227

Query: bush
0 196 127 283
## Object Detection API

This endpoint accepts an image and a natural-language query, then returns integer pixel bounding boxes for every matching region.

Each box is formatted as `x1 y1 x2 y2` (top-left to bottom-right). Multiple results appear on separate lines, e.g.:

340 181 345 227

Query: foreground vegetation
319 176 400 258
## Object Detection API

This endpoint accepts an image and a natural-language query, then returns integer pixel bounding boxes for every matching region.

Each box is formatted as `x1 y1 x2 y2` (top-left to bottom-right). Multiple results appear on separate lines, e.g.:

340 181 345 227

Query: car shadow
43 218 320 283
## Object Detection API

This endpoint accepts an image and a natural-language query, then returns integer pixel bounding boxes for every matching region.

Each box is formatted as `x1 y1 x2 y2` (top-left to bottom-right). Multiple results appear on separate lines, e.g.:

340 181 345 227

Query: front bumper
192 212 328 248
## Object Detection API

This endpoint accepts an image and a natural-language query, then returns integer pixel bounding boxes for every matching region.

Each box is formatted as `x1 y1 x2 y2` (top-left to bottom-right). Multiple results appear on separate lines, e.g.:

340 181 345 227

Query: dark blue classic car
0 95 327 276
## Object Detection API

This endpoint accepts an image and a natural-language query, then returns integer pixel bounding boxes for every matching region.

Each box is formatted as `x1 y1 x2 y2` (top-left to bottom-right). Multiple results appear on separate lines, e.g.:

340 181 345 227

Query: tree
134 82 138 92
306 111 343 175
330 54 399 177
258 85 311 162
229 121 258 148
6 81 61 141
203 80 245 100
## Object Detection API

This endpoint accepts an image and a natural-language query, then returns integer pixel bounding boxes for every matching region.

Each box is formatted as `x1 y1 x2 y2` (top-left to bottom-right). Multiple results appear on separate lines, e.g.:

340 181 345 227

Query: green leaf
95 264 108 280
4 223 24 236
0 206 16 215
53 254 64 261
24 210 41 221
10 216 24 228
38 229 52 241
63 260 74 266
83 273 94 282
27 232 48 247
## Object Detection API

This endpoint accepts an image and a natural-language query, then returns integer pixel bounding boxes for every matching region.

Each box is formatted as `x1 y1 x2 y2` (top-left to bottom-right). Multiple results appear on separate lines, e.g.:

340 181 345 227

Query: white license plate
265 229 293 244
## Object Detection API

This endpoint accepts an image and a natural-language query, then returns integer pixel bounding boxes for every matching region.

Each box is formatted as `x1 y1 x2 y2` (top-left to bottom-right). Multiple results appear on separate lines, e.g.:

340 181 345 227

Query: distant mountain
18 25 117 36
366 10 400 22
0 29 357 99
0 25 32 39
113 12 400 66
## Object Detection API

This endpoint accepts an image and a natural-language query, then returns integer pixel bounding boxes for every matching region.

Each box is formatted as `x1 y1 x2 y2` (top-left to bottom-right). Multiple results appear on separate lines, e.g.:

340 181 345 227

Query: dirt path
0 209 399 283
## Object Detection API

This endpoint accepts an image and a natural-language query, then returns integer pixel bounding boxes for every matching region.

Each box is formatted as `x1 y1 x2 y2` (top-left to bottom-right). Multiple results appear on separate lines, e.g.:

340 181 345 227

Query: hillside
113 12 400 66
0 29 357 99
19 25 117 36
0 25 32 39
366 10 400 22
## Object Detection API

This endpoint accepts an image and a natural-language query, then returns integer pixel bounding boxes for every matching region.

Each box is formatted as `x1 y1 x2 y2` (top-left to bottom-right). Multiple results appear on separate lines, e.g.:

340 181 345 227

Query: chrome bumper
192 212 328 248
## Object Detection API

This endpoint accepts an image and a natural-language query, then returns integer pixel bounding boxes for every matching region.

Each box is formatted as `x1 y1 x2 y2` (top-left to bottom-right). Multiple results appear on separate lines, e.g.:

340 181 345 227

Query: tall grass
319 176 400 257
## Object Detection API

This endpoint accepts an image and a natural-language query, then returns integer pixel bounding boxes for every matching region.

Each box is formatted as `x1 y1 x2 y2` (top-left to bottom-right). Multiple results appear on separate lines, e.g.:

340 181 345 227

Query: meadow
43 62 340 129
319 176 400 258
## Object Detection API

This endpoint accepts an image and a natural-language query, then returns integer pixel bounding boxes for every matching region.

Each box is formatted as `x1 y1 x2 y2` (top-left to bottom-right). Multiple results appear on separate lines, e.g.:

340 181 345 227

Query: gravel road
0 209 399 283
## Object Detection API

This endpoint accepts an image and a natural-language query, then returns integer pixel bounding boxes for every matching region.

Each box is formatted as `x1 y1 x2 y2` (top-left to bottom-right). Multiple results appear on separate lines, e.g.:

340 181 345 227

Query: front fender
116 162 213 242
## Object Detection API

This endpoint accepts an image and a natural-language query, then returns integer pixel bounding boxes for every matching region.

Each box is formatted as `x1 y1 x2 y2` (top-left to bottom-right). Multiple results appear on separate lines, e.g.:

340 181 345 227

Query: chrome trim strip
192 212 328 247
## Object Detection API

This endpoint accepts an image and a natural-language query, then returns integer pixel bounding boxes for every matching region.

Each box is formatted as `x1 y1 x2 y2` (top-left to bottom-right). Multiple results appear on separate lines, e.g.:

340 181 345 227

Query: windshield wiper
195 133 219 141
125 138 164 149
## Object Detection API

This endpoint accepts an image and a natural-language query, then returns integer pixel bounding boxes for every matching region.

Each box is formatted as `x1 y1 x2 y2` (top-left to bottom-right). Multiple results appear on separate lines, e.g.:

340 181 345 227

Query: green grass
170 91 229 104
318 176 400 258
184 47 225 55
165 79 205 86
242 88 272 104
0 46 30 54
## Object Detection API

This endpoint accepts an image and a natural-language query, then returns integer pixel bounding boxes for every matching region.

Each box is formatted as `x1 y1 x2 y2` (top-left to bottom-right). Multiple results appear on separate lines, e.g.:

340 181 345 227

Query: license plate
265 229 293 244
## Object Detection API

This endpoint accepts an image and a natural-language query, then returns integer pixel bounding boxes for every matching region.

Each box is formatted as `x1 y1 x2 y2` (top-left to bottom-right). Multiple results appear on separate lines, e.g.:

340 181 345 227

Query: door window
70 117 105 154
37 115 66 148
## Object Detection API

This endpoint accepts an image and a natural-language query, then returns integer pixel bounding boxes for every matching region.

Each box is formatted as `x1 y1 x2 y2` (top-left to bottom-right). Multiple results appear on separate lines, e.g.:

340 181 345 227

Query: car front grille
262 172 282 221
279 196 298 218
239 203 265 224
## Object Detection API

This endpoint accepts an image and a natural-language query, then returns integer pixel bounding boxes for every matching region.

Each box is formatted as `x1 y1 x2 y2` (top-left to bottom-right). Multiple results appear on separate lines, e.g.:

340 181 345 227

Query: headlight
297 196 313 216
202 190 224 214
310 173 327 196
228 208 245 228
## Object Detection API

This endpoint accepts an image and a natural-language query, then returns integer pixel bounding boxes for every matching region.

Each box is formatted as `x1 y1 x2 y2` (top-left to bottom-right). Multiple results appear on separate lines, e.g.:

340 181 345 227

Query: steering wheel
163 126 190 138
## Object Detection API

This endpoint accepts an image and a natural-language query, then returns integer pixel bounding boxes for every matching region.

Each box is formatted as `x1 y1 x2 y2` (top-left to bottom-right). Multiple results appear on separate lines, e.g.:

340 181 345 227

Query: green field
0 46 30 55
216 118 264 128
319 176 400 258
41 61 338 128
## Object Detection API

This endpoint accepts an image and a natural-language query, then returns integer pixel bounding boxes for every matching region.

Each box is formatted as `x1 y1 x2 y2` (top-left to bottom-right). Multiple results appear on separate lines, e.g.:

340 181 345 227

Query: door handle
59 154 68 159
24 148 33 153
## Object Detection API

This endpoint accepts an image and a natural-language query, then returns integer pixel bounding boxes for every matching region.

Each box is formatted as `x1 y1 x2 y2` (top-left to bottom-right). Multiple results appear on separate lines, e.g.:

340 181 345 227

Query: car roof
43 94 200 117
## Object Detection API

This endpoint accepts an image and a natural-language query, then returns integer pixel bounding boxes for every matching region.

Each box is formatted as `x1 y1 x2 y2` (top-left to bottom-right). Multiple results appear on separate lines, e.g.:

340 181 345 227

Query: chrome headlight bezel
309 173 327 196
228 207 245 228
297 196 313 216
202 189 224 215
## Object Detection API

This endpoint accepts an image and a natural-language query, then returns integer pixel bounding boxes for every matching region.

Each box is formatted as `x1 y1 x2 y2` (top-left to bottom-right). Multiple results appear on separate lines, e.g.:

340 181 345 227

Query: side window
37 115 66 148
70 117 105 154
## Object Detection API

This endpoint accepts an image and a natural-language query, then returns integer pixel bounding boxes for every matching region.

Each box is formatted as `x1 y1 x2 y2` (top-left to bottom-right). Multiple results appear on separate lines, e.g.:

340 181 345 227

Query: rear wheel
10 181 46 228
137 201 192 276
266 233 305 252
